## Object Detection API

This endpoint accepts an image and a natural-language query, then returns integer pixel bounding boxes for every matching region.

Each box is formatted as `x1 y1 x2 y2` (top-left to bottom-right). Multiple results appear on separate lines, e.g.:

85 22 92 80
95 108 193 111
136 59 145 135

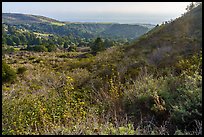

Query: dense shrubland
2 47 202 135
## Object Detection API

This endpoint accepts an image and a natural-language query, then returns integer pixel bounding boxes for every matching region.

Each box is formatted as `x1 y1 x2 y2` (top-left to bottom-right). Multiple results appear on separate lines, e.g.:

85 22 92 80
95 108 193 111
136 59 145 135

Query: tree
36 38 42 45
57 37 64 45
46 44 57 52
63 42 69 49
186 2 195 12
13 36 21 46
6 37 15 46
7 25 15 35
195 2 202 7
47 39 54 45
104 39 114 48
19 35 27 45
91 37 105 53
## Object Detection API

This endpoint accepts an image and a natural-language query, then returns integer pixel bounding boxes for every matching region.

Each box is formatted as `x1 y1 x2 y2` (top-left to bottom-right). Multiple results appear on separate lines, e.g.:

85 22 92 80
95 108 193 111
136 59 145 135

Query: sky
2 2 191 24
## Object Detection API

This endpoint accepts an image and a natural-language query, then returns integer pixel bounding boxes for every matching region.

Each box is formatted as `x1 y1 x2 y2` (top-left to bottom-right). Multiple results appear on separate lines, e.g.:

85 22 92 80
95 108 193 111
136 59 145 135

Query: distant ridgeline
2 13 154 40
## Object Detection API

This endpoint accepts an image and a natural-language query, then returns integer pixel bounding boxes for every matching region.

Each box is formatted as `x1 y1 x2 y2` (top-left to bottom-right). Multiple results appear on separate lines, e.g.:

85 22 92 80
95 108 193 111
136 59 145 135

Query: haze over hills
2 13 155 40
2 2 191 24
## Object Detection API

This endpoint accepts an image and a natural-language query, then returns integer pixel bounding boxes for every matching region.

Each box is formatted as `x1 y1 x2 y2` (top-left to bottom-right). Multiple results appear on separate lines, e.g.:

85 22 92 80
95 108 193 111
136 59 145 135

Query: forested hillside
2 13 153 55
2 13 152 40
2 3 202 135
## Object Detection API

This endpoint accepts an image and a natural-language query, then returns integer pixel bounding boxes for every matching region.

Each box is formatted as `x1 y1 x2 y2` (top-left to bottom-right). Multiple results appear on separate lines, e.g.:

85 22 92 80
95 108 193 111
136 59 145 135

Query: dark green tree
91 37 105 53
6 37 15 46
63 42 69 49
13 36 21 46
19 35 27 45
7 25 15 35
104 39 114 48
46 44 57 52
36 38 42 45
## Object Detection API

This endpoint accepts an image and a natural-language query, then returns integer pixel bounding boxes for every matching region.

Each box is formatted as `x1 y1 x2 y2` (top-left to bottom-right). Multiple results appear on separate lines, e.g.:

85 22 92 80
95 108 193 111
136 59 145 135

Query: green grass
14 48 21 51
38 17 65 26
50 22 65 26
33 32 53 37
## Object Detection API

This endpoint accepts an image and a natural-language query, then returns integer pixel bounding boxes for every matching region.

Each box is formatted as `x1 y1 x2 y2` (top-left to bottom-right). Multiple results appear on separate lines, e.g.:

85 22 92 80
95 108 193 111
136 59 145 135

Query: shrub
170 71 202 130
27 45 48 52
2 60 17 83
2 46 15 55
175 51 202 75
68 45 77 52
28 56 35 60
46 44 57 52
17 67 27 74
34 45 48 52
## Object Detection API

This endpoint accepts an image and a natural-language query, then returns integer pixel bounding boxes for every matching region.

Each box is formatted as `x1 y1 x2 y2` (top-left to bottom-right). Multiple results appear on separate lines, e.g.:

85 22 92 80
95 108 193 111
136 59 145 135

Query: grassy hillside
2 4 202 135
2 13 64 25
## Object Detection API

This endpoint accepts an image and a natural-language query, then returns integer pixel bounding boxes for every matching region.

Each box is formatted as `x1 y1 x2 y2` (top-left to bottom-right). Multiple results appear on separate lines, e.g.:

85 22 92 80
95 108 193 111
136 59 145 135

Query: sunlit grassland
33 32 53 37
50 22 65 26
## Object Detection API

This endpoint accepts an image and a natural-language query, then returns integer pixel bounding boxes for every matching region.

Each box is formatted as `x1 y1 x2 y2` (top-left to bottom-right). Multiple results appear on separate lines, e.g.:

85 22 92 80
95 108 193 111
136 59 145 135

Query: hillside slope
2 13 63 24
100 24 149 39
124 4 202 68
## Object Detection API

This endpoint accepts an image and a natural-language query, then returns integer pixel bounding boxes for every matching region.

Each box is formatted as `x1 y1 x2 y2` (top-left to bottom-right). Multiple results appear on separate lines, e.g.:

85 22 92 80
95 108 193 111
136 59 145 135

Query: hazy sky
2 2 191 24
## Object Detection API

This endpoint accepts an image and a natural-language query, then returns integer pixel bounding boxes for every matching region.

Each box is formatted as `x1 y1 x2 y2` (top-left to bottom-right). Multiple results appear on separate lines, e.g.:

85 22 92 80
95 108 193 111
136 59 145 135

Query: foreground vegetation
2 47 202 135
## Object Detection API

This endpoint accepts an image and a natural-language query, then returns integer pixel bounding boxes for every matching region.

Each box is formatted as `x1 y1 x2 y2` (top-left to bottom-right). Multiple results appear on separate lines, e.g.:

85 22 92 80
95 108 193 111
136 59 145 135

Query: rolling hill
2 13 64 25
2 13 154 40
